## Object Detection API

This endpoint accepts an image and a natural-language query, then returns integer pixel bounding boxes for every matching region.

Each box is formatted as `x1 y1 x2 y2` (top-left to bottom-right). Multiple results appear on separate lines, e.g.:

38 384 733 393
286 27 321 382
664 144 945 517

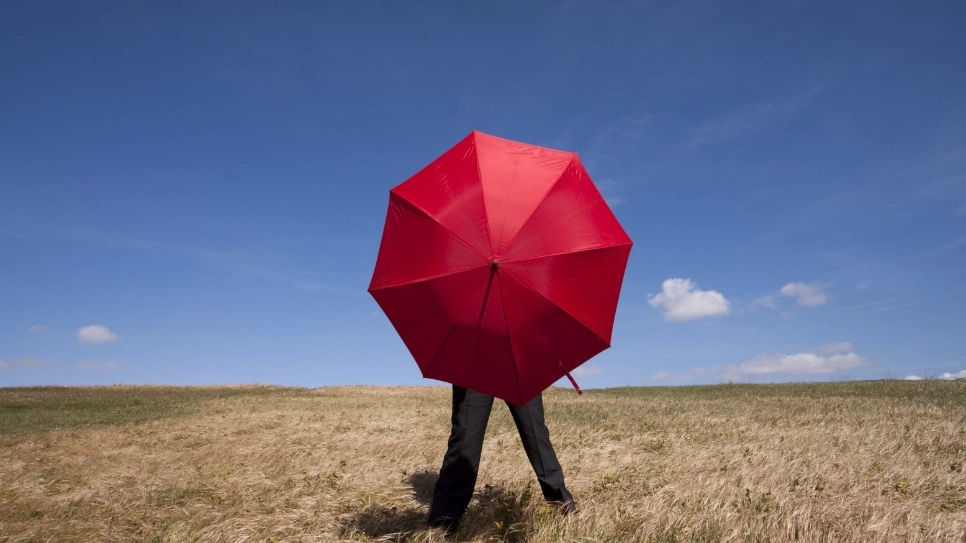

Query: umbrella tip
489 259 500 271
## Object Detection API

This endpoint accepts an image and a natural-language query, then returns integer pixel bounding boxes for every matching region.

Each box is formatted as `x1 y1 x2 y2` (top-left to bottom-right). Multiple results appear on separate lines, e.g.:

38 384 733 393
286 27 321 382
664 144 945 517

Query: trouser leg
428 385 494 530
506 393 575 511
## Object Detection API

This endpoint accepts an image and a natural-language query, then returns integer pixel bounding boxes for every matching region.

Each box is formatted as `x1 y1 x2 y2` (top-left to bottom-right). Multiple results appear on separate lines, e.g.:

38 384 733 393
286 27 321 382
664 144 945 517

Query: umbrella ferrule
489 259 500 271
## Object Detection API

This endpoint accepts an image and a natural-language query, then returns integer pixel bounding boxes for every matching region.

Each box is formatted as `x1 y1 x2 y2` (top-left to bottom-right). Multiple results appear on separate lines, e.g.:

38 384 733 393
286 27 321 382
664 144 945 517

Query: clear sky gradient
2 2 964 388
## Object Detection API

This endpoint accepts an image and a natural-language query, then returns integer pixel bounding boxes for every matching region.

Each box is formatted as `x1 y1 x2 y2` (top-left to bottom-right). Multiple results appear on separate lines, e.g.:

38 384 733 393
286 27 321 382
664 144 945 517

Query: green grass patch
0 385 316 436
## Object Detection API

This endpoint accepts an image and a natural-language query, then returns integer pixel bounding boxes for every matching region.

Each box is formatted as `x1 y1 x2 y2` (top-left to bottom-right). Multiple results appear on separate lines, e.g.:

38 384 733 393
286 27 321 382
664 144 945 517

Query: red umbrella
368 131 632 406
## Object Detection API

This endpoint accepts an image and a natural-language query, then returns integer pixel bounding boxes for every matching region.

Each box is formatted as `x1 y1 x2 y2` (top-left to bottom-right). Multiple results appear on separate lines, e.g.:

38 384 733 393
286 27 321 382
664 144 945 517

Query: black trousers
428 385 574 529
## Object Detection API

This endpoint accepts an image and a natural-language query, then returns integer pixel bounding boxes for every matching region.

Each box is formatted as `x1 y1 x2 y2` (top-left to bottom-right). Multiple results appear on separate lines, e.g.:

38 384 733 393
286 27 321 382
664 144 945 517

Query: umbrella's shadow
338 471 530 542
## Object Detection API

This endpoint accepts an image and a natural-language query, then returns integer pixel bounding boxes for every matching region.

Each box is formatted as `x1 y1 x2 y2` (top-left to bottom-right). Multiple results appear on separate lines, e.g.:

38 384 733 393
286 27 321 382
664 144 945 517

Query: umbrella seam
501 240 634 265
496 154 577 258
500 243 634 341
496 271 525 405
422 271 492 378
501 269 611 347
472 130 495 259
368 265 487 292
389 189 490 261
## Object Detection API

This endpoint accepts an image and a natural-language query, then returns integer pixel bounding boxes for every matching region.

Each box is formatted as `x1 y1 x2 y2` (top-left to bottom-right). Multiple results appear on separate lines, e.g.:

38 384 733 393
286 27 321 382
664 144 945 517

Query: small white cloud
16 357 58 369
77 361 124 371
780 311 794 320
664 343 871 382
28 324 47 334
814 342 853 356
0 360 12 371
603 196 624 207
76 325 119 345
729 351 869 377
856 281 871 291
648 278 731 322
571 364 602 377
904 371 966 381
648 365 720 381
751 296 776 309
780 282 829 306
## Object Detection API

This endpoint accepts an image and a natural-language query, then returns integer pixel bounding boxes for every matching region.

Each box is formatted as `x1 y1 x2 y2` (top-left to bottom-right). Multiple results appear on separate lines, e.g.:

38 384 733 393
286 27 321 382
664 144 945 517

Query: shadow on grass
337 471 436 541
407 470 438 505
339 471 533 542
459 482 533 543
339 504 429 541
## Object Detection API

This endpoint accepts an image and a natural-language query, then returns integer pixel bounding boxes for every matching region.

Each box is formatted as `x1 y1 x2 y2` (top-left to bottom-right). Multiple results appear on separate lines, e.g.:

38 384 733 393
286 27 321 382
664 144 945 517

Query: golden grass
1 381 965 542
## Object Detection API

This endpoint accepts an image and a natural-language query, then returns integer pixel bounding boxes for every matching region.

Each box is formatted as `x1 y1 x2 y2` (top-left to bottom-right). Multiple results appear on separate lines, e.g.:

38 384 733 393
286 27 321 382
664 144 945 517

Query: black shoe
551 499 577 516
427 516 458 536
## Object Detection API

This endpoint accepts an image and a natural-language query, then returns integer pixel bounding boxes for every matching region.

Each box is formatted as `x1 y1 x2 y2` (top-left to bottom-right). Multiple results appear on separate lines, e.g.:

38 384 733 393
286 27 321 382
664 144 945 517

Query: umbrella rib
501 240 634 265
472 131 495 257
391 190 490 261
421 271 491 377
496 272 524 405
500 269 610 347
367 264 486 292
496 154 576 257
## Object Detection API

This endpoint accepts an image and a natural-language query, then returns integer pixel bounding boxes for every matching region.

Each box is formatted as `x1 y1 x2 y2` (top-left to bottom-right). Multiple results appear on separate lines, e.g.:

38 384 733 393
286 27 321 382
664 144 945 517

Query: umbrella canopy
369 131 632 405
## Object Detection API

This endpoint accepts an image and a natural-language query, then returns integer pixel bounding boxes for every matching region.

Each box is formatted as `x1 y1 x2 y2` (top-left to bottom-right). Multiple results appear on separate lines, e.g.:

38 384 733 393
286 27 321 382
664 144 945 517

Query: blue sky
2 1 964 389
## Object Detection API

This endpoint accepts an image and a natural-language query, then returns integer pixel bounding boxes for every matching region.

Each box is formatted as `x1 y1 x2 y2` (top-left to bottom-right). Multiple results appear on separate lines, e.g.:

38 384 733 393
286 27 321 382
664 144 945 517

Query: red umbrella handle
559 361 583 395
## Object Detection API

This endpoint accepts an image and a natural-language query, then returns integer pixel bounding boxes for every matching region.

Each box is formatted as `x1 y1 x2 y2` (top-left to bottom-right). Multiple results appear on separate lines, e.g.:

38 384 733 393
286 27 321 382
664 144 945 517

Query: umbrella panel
391 135 492 257
500 157 630 262
370 267 490 372
474 134 574 255
369 193 485 291
423 268 519 401
503 244 632 344
499 273 610 404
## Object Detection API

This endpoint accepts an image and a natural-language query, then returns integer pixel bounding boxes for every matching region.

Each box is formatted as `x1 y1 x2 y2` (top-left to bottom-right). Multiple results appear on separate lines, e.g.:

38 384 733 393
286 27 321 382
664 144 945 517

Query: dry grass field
1 381 965 542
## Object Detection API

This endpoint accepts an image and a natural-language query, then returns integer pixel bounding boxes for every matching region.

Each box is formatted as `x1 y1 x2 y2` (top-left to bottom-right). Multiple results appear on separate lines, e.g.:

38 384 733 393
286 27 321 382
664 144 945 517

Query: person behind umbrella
427 384 575 533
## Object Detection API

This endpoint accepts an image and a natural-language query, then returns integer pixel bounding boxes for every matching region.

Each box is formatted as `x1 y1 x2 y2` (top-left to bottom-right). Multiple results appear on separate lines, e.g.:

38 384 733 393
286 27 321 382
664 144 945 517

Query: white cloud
659 343 871 382
780 282 829 306
76 325 119 345
78 361 124 371
780 311 794 320
16 357 58 369
648 278 731 322
907 370 966 380
813 342 852 355
0 360 12 371
28 324 47 334
725 351 869 378
571 364 602 377
603 196 624 207
751 296 776 309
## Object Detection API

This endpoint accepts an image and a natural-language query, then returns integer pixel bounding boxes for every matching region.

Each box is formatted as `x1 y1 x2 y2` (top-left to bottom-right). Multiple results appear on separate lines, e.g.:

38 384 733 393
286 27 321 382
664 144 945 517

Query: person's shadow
336 471 436 541
338 471 530 542
407 470 438 506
